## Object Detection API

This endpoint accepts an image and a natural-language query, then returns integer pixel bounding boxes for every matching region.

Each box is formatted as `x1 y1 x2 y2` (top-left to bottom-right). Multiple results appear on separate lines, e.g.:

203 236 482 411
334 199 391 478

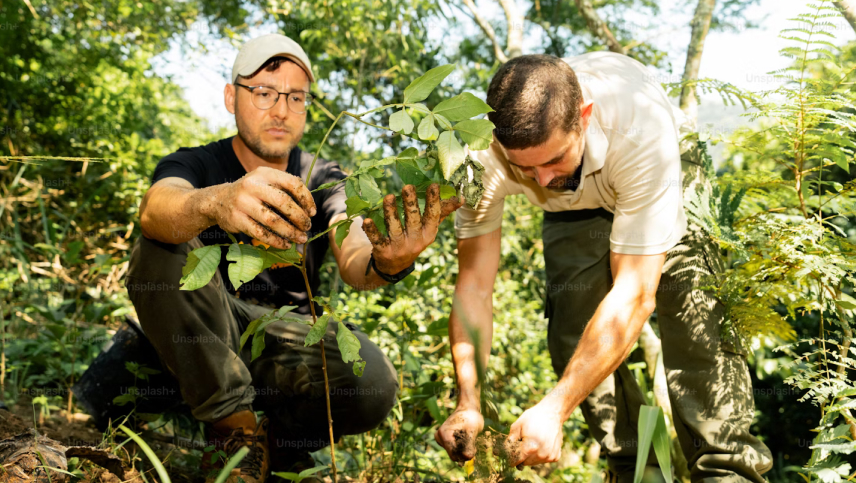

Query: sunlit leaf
437 130 466 180
432 92 493 122
403 64 456 104
180 245 222 291
389 109 414 134
226 243 264 290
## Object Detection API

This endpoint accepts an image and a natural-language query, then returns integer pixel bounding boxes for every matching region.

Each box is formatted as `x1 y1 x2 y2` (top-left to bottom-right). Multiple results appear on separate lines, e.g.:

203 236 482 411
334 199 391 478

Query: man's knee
331 330 398 435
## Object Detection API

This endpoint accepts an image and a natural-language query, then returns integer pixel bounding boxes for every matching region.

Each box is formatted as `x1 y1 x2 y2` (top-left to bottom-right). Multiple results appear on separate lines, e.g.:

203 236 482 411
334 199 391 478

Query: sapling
178 64 491 482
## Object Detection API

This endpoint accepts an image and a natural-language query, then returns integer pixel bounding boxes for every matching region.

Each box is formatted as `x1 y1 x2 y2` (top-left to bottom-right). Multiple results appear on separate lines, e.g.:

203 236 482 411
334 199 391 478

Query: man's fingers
401 184 422 236
244 200 307 244
361 217 387 247
268 169 317 217
383 194 404 243
236 211 292 250
421 184 442 234
258 183 312 232
440 195 464 221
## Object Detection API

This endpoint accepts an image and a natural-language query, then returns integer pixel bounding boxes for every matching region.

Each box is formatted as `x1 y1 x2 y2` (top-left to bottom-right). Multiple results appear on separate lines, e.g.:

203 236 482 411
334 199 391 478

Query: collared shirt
455 51 695 255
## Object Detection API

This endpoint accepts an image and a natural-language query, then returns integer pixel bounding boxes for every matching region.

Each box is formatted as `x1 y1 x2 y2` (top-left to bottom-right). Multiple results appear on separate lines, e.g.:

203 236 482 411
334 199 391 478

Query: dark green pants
125 235 398 451
542 155 772 482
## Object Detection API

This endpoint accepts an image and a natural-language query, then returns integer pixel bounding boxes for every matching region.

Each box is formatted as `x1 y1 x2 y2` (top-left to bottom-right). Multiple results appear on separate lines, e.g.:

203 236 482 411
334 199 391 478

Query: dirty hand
435 407 484 462
506 402 564 467
362 183 463 275
211 166 317 250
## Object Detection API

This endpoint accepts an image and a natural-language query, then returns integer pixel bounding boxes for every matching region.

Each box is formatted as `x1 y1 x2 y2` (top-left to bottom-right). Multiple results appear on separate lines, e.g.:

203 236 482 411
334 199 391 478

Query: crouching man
126 33 461 483
434 54 772 482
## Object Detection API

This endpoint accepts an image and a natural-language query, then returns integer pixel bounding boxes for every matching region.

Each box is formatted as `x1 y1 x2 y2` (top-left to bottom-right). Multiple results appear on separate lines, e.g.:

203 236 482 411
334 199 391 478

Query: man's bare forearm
541 289 655 420
140 181 225 244
449 286 493 411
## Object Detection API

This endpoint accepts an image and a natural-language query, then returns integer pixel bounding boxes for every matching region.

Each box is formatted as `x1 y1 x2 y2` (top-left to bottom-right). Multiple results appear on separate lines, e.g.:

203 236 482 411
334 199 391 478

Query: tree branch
461 0 510 63
497 0 524 59
573 0 625 54
834 0 856 35
679 0 716 122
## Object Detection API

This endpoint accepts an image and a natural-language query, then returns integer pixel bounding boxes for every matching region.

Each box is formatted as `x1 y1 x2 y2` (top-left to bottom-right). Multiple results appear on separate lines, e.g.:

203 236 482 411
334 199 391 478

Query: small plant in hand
178 64 490 482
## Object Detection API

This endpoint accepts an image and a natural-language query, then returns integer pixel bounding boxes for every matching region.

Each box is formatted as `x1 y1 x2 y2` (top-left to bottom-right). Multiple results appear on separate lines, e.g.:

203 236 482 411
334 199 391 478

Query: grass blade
213 446 249 483
118 424 171 483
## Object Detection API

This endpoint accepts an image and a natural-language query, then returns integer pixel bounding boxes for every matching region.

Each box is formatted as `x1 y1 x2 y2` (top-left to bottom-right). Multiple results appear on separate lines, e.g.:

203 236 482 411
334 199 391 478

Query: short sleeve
454 143 515 239
609 117 687 255
152 150 207 188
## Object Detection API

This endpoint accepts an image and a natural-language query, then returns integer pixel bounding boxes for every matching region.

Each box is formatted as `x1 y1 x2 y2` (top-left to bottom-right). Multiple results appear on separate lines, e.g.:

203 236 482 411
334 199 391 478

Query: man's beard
546 175 574 191
236 117 299 161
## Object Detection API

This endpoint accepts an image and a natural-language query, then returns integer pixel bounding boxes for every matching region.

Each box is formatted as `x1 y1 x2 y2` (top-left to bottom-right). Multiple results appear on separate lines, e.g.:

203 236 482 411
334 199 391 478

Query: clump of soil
468 430 530 483
452 429 474 461
0 406 141 483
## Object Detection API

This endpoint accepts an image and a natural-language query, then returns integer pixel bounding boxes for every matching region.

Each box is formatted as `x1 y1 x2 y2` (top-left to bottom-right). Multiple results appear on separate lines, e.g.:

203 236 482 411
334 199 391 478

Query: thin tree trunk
834 0 856 34
574 0 626 54
679 0 716 123
498 0 524 58
461 0 509 63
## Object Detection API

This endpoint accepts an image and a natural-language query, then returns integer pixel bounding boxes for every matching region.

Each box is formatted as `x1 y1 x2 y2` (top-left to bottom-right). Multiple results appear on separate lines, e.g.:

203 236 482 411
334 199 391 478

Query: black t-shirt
151 136 348 314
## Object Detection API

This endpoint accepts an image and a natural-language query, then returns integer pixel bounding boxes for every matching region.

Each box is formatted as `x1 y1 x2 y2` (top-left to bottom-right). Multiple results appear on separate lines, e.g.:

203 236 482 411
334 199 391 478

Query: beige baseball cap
231 33 315 84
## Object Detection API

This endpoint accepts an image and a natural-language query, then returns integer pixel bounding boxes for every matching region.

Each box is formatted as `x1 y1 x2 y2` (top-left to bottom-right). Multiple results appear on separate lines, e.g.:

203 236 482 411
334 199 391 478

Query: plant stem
306 105 398 181
298 261 337 483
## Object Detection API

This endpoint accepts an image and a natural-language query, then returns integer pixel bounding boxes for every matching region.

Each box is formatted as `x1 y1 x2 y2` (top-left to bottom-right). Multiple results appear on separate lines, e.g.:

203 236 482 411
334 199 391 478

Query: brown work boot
202 410 270 483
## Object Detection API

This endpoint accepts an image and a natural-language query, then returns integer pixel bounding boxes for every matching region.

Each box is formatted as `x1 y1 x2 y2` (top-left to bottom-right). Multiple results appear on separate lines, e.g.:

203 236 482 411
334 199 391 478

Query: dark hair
486 54 583 150
236 56 308 83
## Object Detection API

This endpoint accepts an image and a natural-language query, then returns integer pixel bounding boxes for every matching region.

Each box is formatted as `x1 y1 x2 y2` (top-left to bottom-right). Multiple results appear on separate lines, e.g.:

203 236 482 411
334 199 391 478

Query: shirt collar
582 103 607 177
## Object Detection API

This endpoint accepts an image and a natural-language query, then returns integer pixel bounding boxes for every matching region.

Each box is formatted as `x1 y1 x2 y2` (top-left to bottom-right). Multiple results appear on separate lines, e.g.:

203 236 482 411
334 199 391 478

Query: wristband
365 254 415 284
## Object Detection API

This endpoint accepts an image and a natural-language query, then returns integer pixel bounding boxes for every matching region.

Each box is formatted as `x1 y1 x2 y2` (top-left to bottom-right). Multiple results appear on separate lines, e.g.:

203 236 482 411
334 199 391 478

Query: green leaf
418 113 439 141
425 396 442 422
434 113 452 130
396 159 432 187
297 466 328 479
345 195 370 217
439 184 457 199
272 472 300 482
389 109 414 134
634 406 671 483
262 246 301 269
359 175 383 205
454 119 495 150
403 64 456 104
835 299 856 310
180 245 222 291
226 243 264 290
437 131 466 180
251 328 266 361
335 219 352 249
337 321 364 376
337 321 362 363
345 178 359 198
238 306 299 355
432 92 493 122
651 407 672 483
397 147 419 160
311 178 345 193
368 209 387 237
305 314 330 346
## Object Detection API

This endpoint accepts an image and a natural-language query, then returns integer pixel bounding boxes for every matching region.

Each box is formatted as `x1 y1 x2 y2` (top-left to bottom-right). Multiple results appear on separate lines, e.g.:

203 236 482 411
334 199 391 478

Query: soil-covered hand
435 407 484 462
362 183 463 275
211 166 317 249
506 402 564 467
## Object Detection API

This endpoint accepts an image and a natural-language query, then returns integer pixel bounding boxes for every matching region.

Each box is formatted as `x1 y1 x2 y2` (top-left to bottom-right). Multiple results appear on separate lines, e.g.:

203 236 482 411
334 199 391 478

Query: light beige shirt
455 51 695 255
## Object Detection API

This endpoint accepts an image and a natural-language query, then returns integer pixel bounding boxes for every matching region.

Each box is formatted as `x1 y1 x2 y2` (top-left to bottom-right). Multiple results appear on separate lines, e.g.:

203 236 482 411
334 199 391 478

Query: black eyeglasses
234 83 314 114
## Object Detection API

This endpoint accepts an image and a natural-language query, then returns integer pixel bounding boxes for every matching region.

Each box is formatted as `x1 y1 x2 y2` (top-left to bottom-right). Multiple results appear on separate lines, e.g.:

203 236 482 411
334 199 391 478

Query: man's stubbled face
504 127 586 191
233 60 310 161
